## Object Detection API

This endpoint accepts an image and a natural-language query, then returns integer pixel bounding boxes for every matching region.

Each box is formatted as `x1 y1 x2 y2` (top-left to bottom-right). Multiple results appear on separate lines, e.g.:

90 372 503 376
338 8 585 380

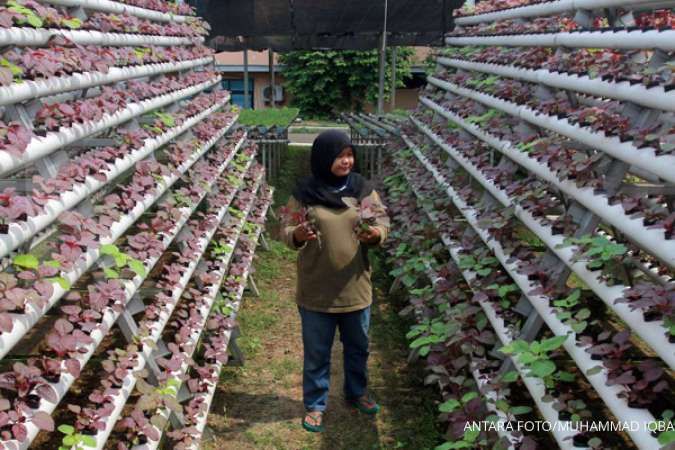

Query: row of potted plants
429 71 675 158
165 184 273 449
29 70 217 133
0 128 249 445
382 152 557 449
439 46 674 91
0 37 213 87
64 142 258 449
450 9 675 35
0 0 208 37
454 0 548 18
0 93 233 237
0 96 236 358
416 94 674 243
112 164 266 449
387 138 673 449
400 128 672 447
115 0 195 16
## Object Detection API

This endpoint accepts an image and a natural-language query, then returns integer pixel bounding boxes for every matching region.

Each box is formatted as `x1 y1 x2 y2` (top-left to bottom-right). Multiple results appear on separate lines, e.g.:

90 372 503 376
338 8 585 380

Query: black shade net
188 0 464 51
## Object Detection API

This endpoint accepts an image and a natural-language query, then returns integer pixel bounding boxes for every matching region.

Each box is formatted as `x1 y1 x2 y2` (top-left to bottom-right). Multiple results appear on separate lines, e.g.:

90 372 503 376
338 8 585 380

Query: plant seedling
58 424 96 450
341 195 390 236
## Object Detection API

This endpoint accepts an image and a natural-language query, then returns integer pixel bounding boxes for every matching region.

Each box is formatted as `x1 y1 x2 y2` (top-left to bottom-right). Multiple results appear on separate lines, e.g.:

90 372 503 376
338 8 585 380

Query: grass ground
202 241 442 450
201 148 443 450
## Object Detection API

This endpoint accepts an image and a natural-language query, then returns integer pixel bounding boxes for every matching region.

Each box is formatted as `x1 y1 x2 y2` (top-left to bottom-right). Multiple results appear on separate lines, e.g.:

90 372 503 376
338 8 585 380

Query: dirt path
202 240 442 450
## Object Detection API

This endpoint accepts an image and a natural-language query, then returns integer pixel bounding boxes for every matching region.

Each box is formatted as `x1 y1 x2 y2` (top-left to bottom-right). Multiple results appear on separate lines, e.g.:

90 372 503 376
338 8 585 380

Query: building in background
214 48 430 112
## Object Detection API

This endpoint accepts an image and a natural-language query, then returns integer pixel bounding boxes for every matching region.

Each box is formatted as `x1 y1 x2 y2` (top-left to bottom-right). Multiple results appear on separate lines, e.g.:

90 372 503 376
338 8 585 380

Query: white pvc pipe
423 264 520 449
0 77 221 177
0 27 202 47
445 29 675 50
416 101 675 269
0 94 230 259
396 161 583 450
0 57 213 106
427 77 675 185
402 145 661 449
0 130 245 450
411 117 675 369
454 0 671 25
185 202 271 450
133 174 265 450
89 153 255 450
37 0 193 23
437 57 675 113
0 116 238 361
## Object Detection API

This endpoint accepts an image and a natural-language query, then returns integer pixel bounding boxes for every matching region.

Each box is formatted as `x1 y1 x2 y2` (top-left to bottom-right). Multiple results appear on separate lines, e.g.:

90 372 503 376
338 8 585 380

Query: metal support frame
247 274 260 297
377 0 388 114
226 326 245 366
260 233 270 251
390 46 397 110
425 100 636 375
243 49 250 109
269 48 275 108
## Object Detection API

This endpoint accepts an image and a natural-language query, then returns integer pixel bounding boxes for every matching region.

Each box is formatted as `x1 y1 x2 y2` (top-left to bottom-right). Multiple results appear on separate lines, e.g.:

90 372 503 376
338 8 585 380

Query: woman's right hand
293 222 317 243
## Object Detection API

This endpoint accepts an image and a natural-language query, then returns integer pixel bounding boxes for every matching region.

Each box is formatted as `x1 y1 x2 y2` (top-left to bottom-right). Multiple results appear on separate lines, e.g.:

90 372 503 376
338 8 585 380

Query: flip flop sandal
349 395 380 415
302 411 324 432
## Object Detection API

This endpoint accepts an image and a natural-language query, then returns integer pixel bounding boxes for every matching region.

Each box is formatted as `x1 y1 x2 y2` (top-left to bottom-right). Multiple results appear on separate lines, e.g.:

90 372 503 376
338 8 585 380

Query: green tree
278 48 414 118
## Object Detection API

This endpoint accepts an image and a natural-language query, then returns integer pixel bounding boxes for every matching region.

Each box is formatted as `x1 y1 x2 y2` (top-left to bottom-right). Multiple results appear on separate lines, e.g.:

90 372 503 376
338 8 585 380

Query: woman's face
331 147 354 177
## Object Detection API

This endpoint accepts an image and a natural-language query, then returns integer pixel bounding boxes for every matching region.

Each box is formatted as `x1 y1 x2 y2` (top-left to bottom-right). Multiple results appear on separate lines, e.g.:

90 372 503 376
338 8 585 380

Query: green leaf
540 335 567 352
44 260 61 268
61 17 82 29
62 435 76 446
13 254 39 270
409 335 433 349
571 321 588 334
58 424 75 435
439 399 460 413
26 14 43 28
530 360 556 378
510 406 532 415
401 274 417 287
48 277 71 290
103 268 119 279
501 371 519 383
586 366 603 376
557 371 576 382
658 430 675 445
81 434 96 447
113 253 127 267
100 244 119 256
463 428 480 442
461 391 478 403
128 259 147 277
575 308 591 320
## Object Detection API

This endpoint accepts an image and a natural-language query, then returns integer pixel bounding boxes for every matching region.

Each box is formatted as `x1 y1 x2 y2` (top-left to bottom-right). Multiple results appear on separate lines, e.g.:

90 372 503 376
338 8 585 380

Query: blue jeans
298 306 371 412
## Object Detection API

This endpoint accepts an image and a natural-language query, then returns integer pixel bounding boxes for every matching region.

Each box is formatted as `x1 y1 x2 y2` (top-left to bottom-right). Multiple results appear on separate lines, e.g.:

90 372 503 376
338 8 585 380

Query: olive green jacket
281 191 389 313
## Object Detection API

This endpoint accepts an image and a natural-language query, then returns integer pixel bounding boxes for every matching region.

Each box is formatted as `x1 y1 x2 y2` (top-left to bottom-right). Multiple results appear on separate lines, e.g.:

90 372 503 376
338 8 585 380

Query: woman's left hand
357 226 381 245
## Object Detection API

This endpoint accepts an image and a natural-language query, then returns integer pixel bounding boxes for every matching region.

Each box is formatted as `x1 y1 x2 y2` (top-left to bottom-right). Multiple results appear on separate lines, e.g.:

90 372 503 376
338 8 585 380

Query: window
221 78 254 109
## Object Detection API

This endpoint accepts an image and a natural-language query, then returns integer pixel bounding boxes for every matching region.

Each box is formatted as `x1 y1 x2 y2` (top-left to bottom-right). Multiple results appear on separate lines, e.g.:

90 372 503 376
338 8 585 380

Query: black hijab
292 130 374 209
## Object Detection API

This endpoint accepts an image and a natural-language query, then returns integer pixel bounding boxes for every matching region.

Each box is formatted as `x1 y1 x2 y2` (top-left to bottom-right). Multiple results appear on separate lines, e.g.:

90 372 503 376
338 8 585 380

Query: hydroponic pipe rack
383 0 675 449
0 1 271 448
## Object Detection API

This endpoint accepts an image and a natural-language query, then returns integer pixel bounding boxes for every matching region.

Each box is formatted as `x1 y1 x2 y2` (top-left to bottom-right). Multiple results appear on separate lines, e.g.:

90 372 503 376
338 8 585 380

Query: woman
281 130 390 433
